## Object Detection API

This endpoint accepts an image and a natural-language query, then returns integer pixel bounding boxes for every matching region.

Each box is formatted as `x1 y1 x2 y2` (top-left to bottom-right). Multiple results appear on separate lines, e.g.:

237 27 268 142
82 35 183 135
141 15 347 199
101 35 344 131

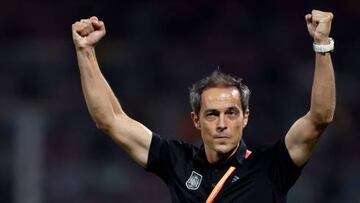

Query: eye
205 112 218 121
206 112 216 117
226 109 239 118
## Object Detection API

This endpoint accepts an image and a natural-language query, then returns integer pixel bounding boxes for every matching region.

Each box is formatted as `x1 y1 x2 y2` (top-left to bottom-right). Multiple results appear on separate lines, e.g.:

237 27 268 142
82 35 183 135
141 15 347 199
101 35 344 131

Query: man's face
192 87 249 159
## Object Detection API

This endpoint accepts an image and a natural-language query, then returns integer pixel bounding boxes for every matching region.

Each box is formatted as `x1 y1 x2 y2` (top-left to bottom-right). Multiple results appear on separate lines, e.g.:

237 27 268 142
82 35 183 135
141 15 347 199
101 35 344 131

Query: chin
214 143 237 155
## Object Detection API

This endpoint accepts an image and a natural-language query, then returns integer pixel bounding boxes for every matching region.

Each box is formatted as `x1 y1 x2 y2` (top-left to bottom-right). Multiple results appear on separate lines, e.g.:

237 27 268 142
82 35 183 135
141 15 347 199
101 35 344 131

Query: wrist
76 46 97 60
313 37 334 53
314 38 330 45
76 45 95 52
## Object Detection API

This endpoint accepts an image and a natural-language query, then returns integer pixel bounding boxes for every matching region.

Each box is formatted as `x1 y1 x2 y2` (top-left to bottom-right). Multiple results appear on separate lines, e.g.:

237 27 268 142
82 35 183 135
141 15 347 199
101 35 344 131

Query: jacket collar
194 140 248 167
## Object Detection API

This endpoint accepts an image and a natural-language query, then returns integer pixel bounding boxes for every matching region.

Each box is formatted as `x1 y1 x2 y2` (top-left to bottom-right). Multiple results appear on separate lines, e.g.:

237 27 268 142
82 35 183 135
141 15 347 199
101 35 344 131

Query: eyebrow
226 106 240 112
204 106 240 114
204 109 219 114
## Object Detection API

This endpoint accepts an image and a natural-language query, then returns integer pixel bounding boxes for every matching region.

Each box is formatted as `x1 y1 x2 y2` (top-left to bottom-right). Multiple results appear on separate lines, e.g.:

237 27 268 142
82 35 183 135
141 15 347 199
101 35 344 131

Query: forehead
201 87 241 111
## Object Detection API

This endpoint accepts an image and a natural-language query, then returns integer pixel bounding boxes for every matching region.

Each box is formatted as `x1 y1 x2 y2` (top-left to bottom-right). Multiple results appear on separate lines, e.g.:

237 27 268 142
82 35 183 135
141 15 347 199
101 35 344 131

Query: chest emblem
185 171 203 190
231 175 240 183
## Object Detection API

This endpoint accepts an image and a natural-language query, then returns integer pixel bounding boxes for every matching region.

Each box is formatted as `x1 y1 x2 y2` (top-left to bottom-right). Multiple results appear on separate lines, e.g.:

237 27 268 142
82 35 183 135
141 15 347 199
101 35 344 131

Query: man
72 9 335 203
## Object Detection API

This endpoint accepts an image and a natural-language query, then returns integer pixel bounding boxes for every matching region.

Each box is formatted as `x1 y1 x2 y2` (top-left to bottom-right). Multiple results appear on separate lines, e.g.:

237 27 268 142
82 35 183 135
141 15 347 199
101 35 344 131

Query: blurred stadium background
1 0 359 202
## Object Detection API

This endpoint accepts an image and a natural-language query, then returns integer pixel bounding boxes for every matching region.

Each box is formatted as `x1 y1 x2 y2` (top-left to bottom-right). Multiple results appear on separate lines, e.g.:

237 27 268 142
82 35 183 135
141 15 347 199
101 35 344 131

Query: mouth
214 134 230 139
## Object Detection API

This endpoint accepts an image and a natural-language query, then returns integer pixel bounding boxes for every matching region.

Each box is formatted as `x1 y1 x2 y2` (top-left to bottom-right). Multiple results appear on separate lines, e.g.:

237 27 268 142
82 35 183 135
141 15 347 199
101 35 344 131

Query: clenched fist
305 10 334 45
72 16 106 49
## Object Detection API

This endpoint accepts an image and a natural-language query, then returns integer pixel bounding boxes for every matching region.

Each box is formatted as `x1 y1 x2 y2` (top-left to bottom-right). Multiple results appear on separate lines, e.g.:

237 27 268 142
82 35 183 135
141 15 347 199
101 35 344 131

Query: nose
216 114 227 132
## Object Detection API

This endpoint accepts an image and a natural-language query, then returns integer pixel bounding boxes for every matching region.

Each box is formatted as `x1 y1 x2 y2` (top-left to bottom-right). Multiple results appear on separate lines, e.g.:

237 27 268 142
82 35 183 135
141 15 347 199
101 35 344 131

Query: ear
243 111 250 128
191 112 201 130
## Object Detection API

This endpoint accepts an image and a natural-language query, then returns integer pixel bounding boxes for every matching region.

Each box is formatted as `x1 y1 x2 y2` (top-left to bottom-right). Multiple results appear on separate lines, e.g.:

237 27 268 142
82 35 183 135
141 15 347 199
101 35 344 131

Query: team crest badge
185 171 203 190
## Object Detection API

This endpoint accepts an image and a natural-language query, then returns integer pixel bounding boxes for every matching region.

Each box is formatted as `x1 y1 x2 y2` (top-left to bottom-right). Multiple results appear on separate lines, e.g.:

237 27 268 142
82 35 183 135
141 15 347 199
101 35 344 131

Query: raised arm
72 17 152 167
285 10 336 167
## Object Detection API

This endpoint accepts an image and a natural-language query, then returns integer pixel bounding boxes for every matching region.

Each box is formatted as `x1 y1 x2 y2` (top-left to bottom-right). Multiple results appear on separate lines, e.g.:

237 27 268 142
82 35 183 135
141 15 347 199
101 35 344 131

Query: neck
205 143 240 164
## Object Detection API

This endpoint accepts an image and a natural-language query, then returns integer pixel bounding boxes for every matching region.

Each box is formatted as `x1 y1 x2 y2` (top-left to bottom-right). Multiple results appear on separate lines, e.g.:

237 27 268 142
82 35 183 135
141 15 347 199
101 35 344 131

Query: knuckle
75 22 82 27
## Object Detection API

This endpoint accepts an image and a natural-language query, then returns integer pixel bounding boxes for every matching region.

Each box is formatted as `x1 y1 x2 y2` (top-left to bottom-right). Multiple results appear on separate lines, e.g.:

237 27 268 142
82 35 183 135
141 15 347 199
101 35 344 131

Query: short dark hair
189 70 250 116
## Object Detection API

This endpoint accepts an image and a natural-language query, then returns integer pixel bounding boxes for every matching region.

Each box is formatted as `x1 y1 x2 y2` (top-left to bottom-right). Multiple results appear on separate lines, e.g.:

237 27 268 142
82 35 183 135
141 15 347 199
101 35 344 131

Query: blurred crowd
1 1 359 202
